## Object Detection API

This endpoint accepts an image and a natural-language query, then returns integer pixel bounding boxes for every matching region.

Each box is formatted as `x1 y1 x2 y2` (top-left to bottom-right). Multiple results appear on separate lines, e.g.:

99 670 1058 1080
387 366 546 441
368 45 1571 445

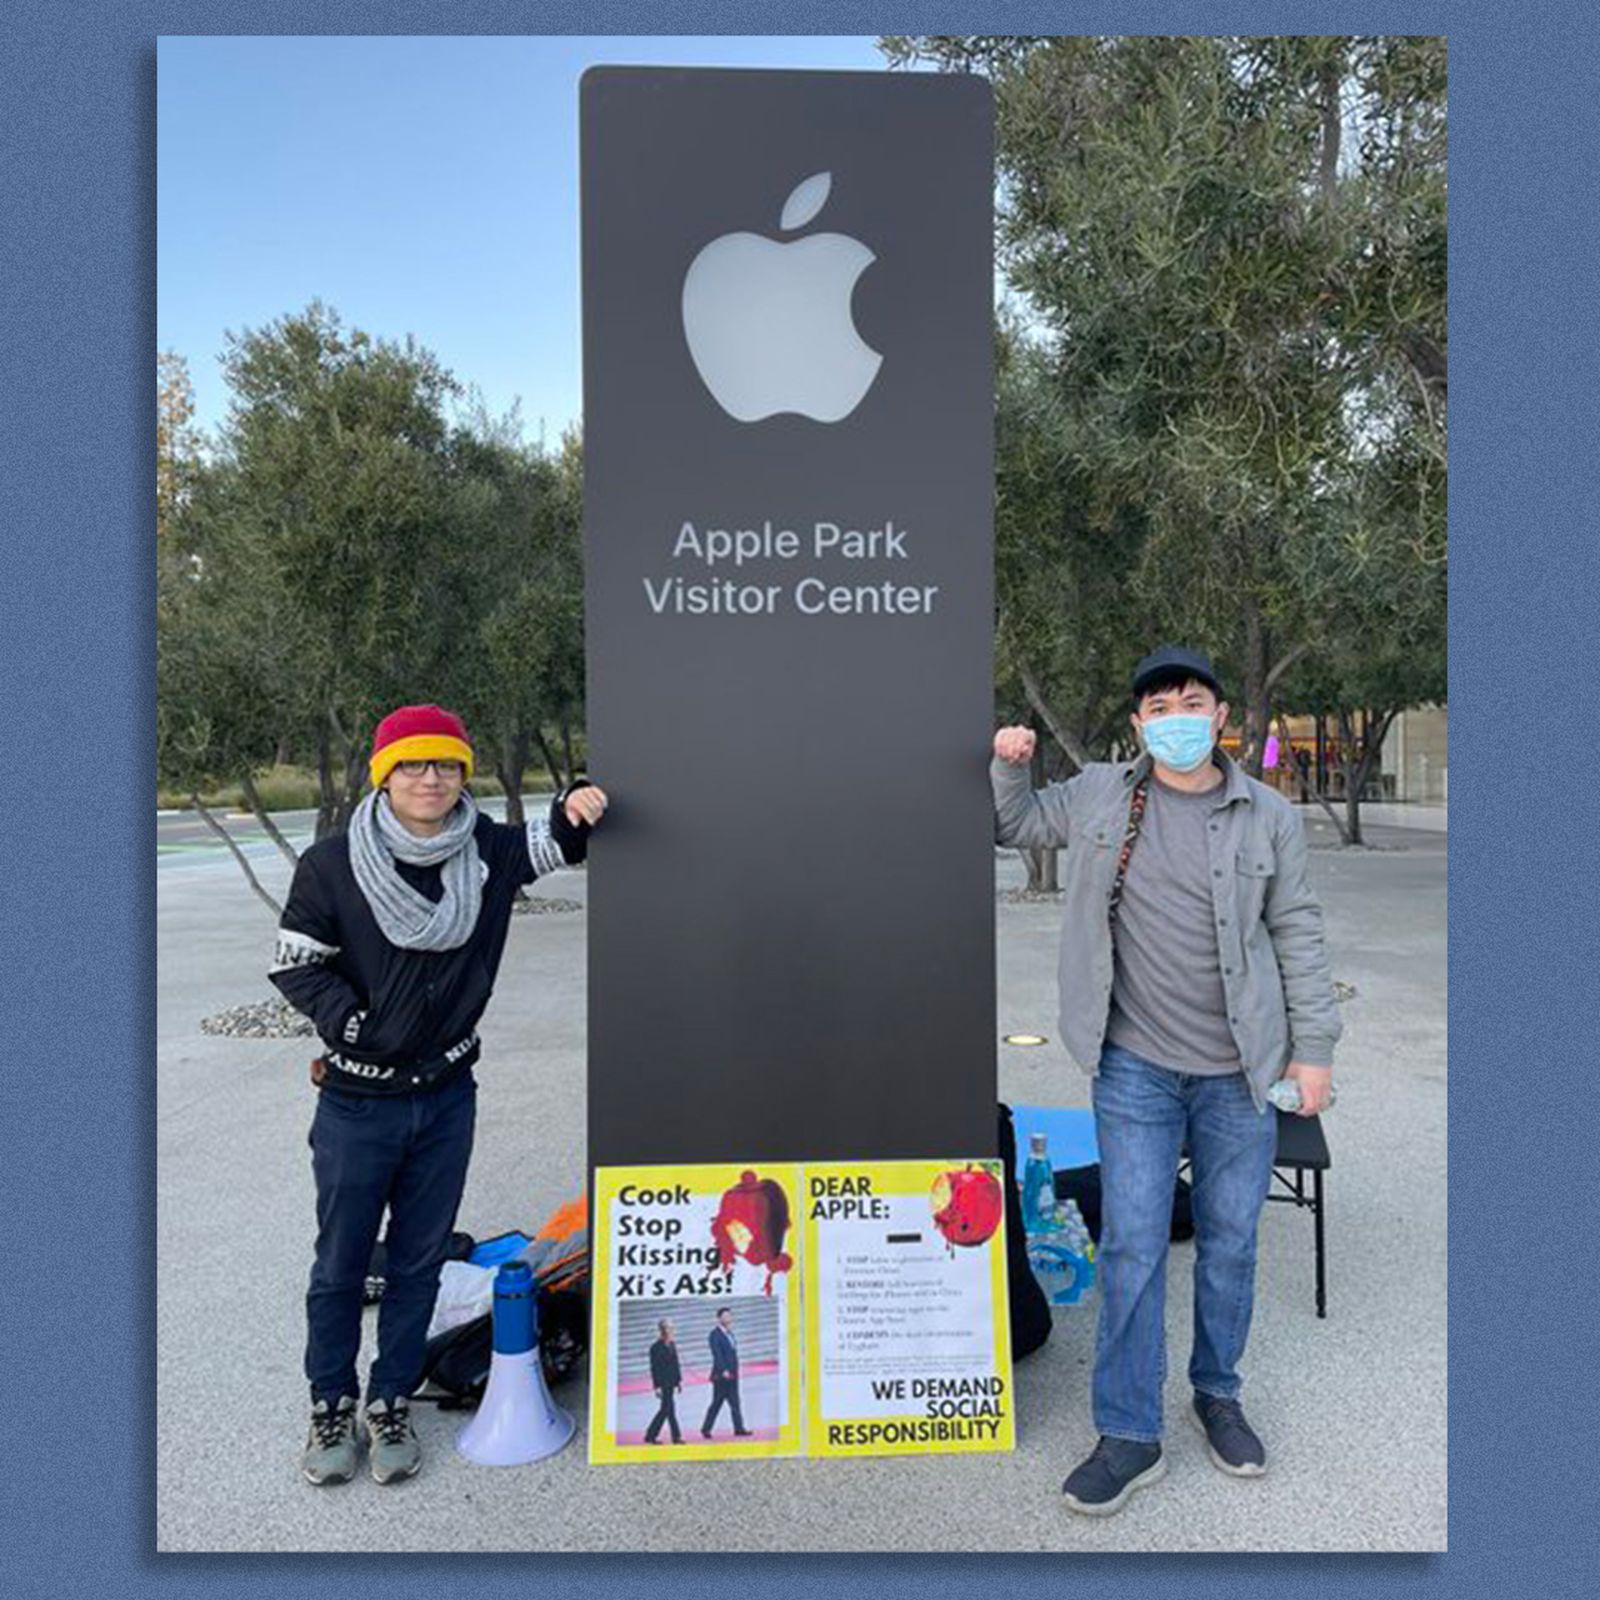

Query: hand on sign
565 785 609 828
993 726 1037 766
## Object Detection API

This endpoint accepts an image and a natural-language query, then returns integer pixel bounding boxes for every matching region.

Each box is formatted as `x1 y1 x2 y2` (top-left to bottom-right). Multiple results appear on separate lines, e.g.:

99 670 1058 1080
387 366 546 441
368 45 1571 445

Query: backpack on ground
413 1194 591 1408
364 1230 475 1305
1053 1164 1195 1243
417 1284 588 1407
999 1103 1053 1361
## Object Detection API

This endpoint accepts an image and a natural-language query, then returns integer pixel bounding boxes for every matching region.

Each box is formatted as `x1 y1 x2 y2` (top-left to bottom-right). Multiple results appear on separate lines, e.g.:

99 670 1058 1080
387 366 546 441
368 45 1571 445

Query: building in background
1381 706 1448 806
1222 705 1448 811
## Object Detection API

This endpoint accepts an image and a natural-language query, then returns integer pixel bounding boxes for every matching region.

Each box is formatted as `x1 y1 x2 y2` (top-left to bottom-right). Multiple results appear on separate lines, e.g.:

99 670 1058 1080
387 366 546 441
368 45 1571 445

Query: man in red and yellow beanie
367 703 477 790
270 702 608 1486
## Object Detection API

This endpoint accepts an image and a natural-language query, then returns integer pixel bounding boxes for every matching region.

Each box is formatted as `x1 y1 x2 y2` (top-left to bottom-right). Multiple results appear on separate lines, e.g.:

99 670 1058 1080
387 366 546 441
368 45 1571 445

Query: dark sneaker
1191 1392 1267 1476
1062 1436 1166 1515
302 1396 362 1485
365 1397 422 1484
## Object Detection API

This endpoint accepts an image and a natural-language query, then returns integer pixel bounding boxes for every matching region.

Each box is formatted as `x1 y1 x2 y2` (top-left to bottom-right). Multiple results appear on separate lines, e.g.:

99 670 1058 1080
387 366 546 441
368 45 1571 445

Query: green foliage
155 765 523 814
889 35 1447 775
158 303 588 849
992 318 1148 761
450 420 586 792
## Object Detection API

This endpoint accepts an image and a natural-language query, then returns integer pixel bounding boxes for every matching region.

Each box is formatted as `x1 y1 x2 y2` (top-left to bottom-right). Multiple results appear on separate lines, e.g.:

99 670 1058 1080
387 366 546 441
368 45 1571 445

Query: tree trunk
1022 721 1059 891
1310 782 1350 844
1317 55 1342 202
192 794 283 918
339 741 366 833
1343 776 1363 846
1239 606 1307 779
1256 640 1309 789
1017 658 1090 772
320 704 366 834
315 725 338 841
240 771 300 868
1344 706 1400 849
1337 708 1368 847
1361 709 1400 799
560 709 575 782
1024 847 1059 893
533 726 565 790
1240 600 1268 777
498 717 531 828
1307 712 1353 844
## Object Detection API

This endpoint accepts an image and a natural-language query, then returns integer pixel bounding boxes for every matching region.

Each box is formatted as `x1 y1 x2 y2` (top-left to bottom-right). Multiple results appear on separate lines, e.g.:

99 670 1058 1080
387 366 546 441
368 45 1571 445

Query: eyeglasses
393 759 465 779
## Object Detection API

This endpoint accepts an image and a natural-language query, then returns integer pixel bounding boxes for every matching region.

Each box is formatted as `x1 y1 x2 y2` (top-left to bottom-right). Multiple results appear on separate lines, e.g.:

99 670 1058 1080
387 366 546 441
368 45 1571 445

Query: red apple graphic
930 1165 1004 1248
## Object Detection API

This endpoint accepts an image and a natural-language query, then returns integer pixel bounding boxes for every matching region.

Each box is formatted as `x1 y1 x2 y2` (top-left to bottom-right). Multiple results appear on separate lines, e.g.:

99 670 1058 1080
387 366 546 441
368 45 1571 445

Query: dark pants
645 1389 682 1443
305 1070 477 1405
702 1377 745 1436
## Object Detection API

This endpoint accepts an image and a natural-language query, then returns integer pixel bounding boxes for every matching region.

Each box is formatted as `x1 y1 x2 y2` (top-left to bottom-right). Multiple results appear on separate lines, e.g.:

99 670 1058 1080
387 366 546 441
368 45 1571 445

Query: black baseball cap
1131 645 1223 701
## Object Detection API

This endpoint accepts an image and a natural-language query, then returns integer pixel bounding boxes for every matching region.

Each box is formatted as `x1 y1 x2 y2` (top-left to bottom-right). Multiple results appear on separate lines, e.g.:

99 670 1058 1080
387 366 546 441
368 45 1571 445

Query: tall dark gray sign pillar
581 67 994 1169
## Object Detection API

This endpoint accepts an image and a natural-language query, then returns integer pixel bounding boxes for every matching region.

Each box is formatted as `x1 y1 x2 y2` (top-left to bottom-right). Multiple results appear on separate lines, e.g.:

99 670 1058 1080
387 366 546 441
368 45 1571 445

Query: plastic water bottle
1026 1198 1097 1307
1059 1199 1097 1303
1058 1198 1093 1260
1021 1132 1056 1235
1267 1079 1339 1113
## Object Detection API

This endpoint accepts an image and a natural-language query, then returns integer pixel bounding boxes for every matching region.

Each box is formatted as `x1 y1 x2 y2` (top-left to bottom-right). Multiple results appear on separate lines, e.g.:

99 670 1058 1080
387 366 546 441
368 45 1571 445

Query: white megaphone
456 1260 575 1465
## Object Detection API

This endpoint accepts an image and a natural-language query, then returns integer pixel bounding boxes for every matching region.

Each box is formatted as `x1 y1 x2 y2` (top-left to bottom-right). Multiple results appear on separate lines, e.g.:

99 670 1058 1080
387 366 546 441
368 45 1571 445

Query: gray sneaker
302 1396 362 1485
1062 1436 1166 1515
1191 1392 1267 1476
365 1396 422 1484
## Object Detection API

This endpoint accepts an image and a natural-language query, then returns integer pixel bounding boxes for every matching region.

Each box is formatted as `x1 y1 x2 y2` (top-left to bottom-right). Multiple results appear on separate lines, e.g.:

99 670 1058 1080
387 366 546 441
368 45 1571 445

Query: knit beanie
369 704 476 789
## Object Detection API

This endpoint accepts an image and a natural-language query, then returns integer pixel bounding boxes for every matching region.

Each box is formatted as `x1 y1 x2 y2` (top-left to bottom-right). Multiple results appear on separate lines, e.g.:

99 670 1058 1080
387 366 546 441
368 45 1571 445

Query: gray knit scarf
348 789 483 951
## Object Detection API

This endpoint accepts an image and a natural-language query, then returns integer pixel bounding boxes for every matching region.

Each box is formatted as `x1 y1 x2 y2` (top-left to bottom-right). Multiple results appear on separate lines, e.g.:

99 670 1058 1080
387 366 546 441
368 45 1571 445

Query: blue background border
5 1 1596 1594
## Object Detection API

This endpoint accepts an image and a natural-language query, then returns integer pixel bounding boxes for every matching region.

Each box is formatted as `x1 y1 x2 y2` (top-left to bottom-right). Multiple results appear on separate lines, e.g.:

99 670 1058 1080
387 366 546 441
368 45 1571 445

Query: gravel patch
199 997 314 1038
512 896 584 915
998 888 1064 905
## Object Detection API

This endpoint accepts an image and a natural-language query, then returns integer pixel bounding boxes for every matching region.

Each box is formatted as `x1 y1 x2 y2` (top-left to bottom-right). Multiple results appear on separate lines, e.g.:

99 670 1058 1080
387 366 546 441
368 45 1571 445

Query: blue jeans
305 1069 477 1405
1090 1043 1277 1442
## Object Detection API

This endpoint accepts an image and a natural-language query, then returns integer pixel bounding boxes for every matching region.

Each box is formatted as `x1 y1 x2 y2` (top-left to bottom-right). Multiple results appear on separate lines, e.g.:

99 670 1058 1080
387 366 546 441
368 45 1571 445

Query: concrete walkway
1293 800 1449 834
156 820 1446 1553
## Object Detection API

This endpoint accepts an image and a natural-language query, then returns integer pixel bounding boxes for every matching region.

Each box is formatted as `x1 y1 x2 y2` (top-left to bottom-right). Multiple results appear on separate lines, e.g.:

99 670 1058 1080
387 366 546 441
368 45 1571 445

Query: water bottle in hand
1267 1078 1338 1113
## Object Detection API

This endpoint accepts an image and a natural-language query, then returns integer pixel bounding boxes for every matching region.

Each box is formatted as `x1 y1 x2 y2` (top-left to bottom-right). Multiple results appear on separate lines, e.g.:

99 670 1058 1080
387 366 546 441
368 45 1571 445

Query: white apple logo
682 171 883 423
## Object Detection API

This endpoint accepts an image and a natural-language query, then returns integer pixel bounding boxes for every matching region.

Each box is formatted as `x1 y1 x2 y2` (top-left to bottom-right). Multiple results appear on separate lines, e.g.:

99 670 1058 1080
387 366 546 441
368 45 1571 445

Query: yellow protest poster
588 1163 805 1463
802 1159 1014 1458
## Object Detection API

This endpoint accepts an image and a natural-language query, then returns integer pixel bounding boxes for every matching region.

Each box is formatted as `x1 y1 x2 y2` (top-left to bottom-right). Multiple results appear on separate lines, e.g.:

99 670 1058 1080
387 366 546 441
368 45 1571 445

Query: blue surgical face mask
1140 713 1217 773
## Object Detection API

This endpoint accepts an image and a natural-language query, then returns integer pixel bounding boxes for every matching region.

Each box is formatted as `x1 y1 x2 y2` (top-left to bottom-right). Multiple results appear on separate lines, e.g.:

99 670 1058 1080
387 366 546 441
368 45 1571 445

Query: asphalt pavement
156 811 1447 1552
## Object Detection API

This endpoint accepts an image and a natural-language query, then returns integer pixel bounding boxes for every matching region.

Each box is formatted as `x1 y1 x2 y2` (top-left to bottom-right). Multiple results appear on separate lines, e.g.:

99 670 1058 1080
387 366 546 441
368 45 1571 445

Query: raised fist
565 784 609 828
993 726 1037 766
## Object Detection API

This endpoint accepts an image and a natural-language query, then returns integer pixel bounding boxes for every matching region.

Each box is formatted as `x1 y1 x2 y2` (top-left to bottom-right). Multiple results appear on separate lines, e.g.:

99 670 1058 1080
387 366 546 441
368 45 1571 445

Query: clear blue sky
158 35 905 449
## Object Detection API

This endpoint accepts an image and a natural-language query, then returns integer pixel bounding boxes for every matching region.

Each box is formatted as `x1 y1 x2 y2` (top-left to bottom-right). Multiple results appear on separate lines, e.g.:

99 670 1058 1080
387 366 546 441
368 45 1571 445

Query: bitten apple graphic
711 1170 794 1294
930 1164 1005 1249
681 171 883 423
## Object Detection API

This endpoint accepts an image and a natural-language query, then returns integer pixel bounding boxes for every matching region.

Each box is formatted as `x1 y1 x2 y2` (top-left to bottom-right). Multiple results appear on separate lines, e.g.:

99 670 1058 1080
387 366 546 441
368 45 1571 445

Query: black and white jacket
268 790 590 1094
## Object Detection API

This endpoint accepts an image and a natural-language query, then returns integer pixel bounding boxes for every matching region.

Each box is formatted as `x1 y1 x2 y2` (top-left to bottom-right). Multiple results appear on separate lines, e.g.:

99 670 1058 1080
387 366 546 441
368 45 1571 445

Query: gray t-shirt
1105 774 1242 1075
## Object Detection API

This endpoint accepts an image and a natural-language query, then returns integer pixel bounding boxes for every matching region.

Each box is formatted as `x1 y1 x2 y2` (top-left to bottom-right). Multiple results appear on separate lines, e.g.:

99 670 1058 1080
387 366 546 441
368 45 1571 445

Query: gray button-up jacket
992 749 1341 1110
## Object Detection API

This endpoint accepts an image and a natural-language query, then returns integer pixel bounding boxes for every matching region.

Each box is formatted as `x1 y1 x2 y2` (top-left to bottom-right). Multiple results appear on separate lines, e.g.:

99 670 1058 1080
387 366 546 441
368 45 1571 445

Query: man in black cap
992 646 1340 1515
